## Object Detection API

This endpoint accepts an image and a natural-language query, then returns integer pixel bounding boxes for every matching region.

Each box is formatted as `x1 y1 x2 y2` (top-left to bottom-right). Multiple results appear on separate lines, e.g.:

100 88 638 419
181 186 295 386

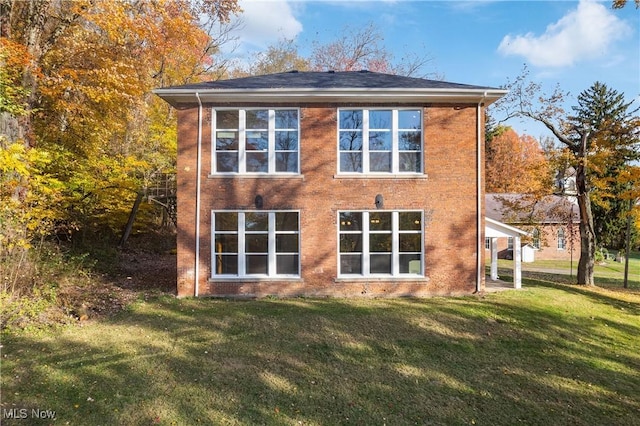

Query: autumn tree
1 0 241 240
612 0 640 8
230 38 309 77
493 69 640 286
485 126 552 194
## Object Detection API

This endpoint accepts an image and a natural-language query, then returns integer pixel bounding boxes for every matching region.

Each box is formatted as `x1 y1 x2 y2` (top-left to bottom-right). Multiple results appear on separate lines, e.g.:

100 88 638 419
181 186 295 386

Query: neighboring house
485 193 580 261
154 70 506 297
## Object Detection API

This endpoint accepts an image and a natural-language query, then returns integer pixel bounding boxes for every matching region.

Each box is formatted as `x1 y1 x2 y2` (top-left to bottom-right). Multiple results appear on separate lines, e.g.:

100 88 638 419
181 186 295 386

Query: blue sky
226 0 639 138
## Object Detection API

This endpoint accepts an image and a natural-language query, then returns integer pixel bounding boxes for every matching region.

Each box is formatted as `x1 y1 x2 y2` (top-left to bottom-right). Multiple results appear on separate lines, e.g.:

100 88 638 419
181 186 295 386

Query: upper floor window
338 109 422 174
338 210 423 277
212 109 299 174
212 211 300 278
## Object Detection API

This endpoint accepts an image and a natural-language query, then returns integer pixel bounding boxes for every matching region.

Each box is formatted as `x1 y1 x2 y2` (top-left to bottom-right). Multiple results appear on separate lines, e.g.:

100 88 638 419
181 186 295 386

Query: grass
2 279 640 425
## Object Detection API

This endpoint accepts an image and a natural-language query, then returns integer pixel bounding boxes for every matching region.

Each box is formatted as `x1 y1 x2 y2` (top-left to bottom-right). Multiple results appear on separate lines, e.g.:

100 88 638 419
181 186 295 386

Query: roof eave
153 88 508 108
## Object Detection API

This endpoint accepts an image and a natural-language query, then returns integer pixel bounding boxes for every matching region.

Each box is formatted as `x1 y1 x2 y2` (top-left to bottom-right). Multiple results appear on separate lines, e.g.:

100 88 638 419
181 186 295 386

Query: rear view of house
154 71 506 297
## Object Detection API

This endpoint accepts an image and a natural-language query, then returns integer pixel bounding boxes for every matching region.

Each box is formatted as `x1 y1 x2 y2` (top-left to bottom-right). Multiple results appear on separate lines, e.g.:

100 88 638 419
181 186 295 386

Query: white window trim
337 108 423 175
337 210 424 278
211 210 301 279
211 108 301 175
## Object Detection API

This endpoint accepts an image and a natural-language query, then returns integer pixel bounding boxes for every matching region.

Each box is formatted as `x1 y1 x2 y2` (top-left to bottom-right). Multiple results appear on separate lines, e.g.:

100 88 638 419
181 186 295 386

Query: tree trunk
576 187 596 285
575 132 596 286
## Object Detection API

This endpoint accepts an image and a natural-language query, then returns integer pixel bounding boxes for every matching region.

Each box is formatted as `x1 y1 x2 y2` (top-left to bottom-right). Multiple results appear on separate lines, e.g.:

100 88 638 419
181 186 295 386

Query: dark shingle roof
166 70 497 91
486 193 579 224
154 70 507 107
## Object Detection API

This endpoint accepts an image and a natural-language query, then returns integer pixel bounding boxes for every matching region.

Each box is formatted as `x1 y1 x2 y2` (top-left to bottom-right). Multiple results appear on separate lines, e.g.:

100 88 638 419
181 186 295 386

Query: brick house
154 71 506 297
485 193 580 261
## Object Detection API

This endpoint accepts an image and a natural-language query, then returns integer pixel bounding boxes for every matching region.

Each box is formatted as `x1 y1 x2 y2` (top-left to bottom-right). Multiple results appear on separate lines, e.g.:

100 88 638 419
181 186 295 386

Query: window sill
334 276 429 283
208 174 304 179
209 277 303 283
334 174 427 179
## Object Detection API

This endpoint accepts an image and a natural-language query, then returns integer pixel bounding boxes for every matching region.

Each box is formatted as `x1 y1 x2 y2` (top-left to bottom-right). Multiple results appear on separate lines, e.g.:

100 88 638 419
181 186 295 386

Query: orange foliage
486 128 552 194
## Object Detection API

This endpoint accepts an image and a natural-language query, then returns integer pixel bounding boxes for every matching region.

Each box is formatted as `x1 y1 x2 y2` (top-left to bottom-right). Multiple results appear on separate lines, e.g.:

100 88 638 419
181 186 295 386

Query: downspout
476 94 486 293
194 93 203 297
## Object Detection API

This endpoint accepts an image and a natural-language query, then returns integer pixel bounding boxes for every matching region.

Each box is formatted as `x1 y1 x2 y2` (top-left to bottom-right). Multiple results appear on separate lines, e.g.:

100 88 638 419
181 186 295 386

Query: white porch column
490 237 499 280
513 236 522 289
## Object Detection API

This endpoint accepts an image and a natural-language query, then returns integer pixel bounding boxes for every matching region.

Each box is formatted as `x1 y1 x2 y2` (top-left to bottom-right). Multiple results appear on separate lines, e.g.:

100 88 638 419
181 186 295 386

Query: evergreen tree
569 82 640 250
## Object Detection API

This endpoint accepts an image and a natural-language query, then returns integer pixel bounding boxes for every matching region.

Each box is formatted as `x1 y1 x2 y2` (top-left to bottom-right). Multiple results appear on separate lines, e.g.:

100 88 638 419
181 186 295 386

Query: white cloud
230 0 303 51
497 0 631 68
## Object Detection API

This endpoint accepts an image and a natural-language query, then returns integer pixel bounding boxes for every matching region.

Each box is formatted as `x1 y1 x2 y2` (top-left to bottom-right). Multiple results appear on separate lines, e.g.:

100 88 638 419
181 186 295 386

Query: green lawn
2 279 640 425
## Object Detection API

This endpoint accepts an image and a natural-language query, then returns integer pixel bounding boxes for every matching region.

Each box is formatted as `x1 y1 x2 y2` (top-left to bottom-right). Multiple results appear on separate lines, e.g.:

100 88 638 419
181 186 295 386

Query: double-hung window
212 211 300 278
557 227 566 250
339 211 423 277
213 109 299 174
338 109 422 174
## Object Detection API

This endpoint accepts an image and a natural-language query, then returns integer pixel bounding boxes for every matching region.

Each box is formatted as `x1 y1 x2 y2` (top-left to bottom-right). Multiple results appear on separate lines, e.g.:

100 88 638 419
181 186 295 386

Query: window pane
216 131 238 150
398 152 421 172
246 110 268 128
216 110 238 128
215 254 238 274
276 153 298 172
398 110 421 129
398 131 421 150
339 132 363 151
246 152 268 172
400 254 421 274
215 235 238 253
399 233 421 252
340 212 362 231
340 110 362 129
246 131 268 150
369 131 391 150
245 212 268 231
246 234 268 253
340 153 362 172
340 254 361 274
399 212 422 230
369 110 391 129
369 234 391 252
275 110 298 128
217 153 238 172
340 234 362 253
276 234 298 252
370 254 391 274
246 255 268 274
369 212 391 230
275 131 298 150
215 213 237 231
370 152 391 172
277 255 299 274
276 212 298 231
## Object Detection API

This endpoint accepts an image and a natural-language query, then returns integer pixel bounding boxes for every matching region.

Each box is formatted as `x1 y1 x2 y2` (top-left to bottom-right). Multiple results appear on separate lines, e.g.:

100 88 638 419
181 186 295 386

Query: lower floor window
339 210 423 276
212 211 300 277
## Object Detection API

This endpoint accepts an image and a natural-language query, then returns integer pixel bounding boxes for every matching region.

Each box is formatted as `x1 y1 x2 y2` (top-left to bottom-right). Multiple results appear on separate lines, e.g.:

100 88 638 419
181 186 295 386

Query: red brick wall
176 104 484 297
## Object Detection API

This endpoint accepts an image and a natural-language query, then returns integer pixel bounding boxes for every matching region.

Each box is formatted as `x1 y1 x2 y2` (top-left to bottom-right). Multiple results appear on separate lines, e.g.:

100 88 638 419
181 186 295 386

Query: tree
485 126 551 194
309 22 437 78
612 0 640 8
230 38 309 77
569 82 640 250
1 0 241 241
492 68 640 286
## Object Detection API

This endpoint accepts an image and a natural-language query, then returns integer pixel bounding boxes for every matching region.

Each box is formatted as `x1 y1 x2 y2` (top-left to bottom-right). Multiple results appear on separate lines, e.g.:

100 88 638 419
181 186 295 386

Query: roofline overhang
153 87 508 108
485 217 530 237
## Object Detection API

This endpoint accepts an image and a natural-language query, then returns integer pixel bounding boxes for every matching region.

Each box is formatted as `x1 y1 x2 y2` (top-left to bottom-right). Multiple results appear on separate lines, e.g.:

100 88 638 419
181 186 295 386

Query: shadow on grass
2 292 640 425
